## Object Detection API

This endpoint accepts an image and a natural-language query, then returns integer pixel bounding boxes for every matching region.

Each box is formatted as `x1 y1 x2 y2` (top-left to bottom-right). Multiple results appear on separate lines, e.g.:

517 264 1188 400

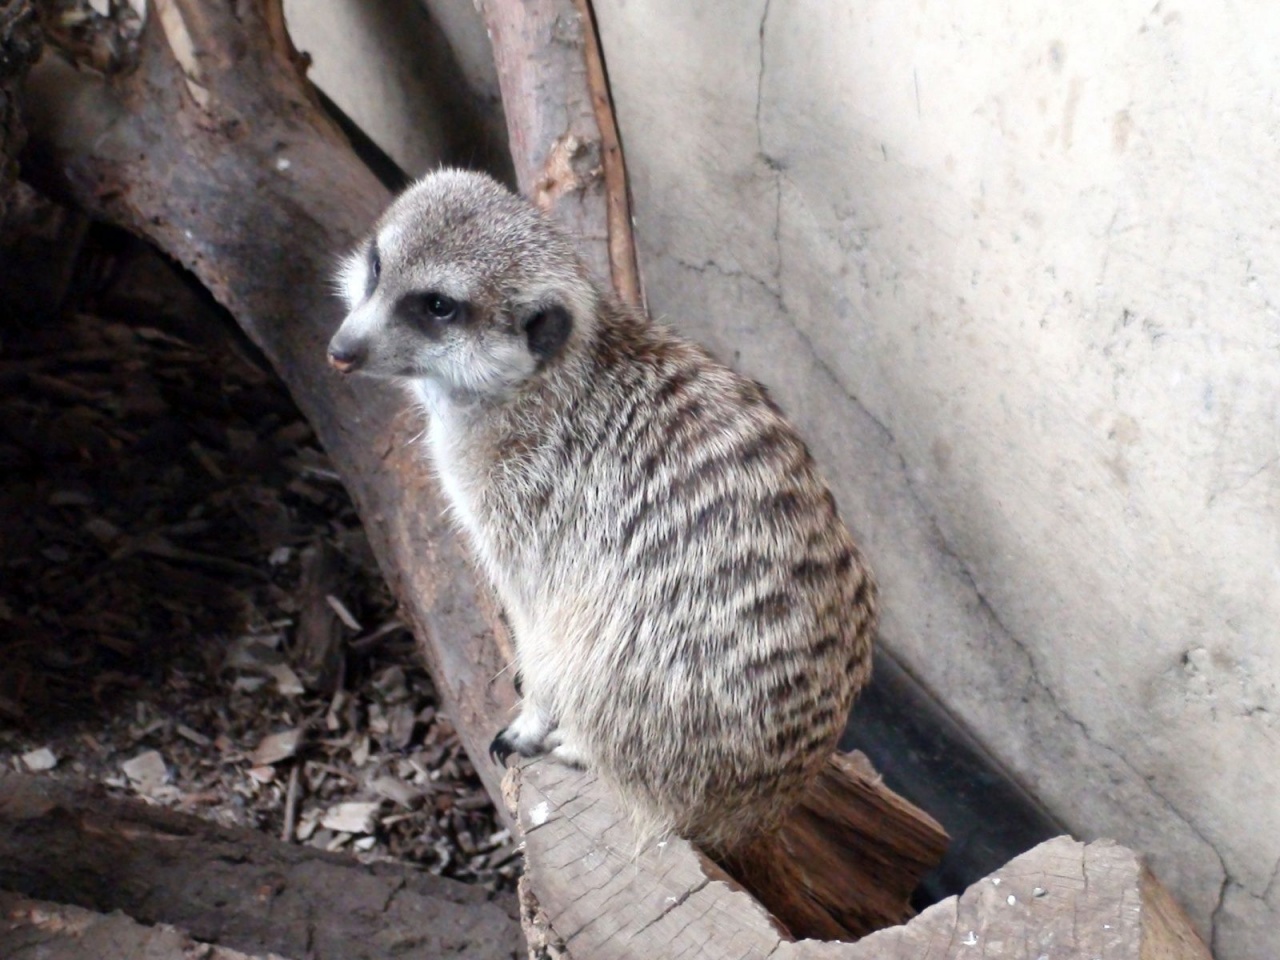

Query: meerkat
326 169 876 858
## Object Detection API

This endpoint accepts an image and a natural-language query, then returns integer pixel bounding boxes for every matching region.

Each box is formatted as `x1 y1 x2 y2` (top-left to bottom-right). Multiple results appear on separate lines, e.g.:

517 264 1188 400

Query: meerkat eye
394 291 465 333
424 292 458 320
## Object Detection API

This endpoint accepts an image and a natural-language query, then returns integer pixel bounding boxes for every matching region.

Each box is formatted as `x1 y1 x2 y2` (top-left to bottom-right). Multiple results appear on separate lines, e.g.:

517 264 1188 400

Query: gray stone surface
591 2 1279 957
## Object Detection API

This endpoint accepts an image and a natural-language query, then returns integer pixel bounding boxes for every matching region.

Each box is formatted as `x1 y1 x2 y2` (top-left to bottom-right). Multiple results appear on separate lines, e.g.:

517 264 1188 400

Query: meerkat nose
327 338 365 374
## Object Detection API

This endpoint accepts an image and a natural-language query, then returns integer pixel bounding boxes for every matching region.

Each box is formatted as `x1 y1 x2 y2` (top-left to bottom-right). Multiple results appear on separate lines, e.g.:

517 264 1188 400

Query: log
0 892 286 960
0 770 522 960
509 752 948 950
510 757 1211 960
20 0 949 941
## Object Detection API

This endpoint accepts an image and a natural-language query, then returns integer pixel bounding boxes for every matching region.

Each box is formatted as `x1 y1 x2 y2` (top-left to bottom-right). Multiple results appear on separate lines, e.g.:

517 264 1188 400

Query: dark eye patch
394 291 468 336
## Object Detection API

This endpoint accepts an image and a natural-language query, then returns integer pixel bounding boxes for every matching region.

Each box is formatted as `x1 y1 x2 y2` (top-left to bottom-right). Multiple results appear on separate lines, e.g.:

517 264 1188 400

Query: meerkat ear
519 302 573 363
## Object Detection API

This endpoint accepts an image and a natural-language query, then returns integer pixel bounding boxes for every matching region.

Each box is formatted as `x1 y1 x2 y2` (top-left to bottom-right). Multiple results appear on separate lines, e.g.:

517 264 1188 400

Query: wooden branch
475 0 642 306
0 770 522 960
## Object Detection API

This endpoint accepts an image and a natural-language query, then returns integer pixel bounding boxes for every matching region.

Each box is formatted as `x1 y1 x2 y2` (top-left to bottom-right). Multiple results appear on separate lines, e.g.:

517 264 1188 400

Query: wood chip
321 801 382 835
369 775 422 810
175 724 211 746
121 750 168 794
21 748 58 772
251 728 303 766
325 594 362 630
266 662 305 697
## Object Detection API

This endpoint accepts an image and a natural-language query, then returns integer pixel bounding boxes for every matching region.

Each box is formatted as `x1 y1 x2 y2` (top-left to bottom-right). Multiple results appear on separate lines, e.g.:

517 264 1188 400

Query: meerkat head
327 169 598 397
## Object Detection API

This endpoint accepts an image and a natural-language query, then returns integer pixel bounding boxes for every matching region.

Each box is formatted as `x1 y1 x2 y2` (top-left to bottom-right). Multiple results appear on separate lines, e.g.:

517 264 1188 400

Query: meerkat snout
330 169 877 860
327 336 365 373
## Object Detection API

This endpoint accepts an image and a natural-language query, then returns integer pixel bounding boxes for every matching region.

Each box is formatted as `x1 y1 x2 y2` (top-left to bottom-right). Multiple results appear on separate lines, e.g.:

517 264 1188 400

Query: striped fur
328 170 876 855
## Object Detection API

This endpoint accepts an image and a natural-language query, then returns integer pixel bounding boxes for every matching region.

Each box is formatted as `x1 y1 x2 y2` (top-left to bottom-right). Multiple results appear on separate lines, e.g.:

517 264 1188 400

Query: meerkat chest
424 400 543 606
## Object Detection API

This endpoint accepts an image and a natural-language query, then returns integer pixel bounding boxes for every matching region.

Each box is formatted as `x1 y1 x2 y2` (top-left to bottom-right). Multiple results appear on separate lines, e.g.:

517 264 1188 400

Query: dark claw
489 728 515 766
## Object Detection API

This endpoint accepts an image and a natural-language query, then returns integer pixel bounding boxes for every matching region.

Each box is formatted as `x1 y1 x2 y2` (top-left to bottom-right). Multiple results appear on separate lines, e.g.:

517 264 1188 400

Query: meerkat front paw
547 740 589 770
488 701 554 765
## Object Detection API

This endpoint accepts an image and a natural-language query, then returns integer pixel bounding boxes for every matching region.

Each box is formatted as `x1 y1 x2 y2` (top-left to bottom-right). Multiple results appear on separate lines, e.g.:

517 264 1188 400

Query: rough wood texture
1138 869 1218 960
0 893 286 960
511 759 1210 960
476 0 642 306
0 770 522 960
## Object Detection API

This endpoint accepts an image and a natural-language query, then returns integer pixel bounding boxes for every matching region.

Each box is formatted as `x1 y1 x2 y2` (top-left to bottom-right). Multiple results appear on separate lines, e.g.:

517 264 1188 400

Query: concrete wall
284 0 510 179
285 2 1279 955
591 2 1279 956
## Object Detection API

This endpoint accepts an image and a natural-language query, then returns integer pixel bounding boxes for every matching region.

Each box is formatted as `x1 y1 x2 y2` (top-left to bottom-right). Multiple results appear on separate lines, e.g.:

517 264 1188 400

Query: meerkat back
327 169 876 859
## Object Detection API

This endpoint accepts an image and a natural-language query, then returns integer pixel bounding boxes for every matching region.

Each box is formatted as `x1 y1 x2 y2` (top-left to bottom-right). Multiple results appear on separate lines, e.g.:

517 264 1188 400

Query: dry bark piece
120 748 168 793
320 799 381 834
0 769 523 960
20 747 56 772
251 727 303 766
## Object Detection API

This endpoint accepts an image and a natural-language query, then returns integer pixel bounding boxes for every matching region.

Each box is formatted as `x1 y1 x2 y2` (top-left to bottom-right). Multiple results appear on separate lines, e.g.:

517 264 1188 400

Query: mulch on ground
0 215 517 891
